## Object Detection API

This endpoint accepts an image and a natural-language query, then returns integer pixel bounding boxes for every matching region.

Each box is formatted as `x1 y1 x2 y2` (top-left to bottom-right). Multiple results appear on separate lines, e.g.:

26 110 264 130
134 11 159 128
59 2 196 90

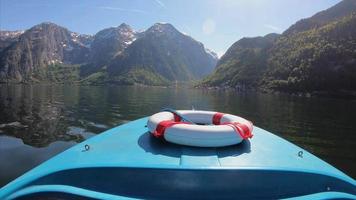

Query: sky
0 0 341 57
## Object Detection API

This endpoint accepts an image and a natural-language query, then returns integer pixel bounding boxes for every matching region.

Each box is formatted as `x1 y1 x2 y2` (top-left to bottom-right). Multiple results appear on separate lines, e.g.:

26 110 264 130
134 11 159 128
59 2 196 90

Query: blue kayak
0 117 355 199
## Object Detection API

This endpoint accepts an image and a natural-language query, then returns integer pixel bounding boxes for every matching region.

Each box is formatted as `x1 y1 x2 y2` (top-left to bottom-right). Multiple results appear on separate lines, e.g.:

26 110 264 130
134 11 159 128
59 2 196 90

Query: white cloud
99 6 149 14
153 0 166 8
202 19 216 35
264 24 281 32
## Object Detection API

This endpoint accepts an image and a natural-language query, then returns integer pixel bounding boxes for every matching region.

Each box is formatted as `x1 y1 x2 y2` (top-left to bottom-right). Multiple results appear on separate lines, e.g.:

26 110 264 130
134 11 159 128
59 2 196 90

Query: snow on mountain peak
0 30 24 39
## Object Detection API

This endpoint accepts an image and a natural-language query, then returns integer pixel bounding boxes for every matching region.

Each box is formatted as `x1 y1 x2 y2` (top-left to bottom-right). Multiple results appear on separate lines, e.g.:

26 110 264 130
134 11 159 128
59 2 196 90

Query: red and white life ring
147 110 253 147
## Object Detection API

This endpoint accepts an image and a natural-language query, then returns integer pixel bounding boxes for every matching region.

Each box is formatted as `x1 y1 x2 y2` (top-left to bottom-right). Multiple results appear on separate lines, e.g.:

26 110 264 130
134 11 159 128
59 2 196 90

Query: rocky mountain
0 30 24 52
80 23 138 77
201 0 356 95
106 23 217 85
90 24 136 67
0 22 217 85
0 22 92 82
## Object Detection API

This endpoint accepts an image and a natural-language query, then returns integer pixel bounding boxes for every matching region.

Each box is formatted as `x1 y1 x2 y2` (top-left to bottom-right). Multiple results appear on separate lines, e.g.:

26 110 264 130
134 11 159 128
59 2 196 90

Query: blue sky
0 0 341 57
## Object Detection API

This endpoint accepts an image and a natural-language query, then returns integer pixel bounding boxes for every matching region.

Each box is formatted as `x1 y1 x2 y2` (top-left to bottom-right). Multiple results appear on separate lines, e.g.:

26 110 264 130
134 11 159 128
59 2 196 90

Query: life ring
147 110 253 147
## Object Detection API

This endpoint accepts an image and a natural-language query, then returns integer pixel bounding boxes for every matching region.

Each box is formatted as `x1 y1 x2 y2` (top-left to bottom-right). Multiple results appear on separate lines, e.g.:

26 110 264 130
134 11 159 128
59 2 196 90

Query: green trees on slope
264 13 356 92
202 12 356 94
201 34 279 88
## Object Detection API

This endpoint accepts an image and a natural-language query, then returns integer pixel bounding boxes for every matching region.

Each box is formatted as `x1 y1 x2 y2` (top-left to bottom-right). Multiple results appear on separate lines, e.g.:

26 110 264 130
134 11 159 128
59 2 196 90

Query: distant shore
2 81 356 99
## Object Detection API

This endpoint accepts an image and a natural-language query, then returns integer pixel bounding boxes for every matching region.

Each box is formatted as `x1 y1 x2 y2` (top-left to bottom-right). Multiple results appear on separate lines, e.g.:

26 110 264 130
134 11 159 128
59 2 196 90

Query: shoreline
2 82 356 99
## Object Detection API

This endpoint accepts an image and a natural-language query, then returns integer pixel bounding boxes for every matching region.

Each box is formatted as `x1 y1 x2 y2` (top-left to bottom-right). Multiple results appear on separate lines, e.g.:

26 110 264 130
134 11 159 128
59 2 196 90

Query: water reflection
0 84 355 186
1 85 86 147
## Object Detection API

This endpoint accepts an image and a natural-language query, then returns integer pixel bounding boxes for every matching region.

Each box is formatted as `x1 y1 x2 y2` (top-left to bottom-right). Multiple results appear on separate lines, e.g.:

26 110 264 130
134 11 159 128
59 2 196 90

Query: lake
0 84 355 187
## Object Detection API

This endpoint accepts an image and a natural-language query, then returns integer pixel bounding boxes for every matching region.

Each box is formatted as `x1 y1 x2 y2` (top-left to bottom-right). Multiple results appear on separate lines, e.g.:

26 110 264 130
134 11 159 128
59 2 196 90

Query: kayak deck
0 117 355 199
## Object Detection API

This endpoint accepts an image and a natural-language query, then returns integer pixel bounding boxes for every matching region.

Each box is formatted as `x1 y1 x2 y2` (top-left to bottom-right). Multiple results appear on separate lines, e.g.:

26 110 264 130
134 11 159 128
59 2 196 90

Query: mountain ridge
284 0 356 35
106 22 217 84
201 33 279 87
0 22 217 85
200 0 356 96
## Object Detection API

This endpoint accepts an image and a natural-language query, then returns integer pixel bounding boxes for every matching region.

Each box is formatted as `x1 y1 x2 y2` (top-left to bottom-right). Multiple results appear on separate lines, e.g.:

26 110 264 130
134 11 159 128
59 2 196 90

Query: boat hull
1 117 355 199
8 167 356 199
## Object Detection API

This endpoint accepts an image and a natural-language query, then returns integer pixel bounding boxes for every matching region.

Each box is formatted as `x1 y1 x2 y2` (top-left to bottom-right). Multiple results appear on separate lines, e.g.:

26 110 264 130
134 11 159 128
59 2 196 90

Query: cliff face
0 23 91 82
0 30 24 53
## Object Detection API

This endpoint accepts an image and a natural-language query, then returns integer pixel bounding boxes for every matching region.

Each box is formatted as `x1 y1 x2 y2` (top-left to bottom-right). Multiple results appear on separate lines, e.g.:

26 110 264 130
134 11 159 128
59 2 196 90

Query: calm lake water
0 84 355 186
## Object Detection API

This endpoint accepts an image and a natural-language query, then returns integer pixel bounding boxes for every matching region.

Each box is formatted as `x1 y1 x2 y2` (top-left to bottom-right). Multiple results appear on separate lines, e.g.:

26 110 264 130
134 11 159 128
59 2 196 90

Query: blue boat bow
0 117 355 199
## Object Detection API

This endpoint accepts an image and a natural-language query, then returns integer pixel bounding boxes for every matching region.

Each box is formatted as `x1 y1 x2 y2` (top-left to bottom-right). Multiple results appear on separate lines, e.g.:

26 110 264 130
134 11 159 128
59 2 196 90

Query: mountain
79 23 138 77
285 0 356 35
202 0 356 95
264 12 356 93
0 22 92 82
0 30 24 53
106 23 217 85
91 23 136 63
201 33 279 87
0 22 217 85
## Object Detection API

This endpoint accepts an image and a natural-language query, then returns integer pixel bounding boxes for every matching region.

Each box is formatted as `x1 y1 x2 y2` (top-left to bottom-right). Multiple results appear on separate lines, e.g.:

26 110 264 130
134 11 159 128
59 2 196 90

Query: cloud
153 0 166 8
202 19 216 35
264 24 281 32
99 6 149 14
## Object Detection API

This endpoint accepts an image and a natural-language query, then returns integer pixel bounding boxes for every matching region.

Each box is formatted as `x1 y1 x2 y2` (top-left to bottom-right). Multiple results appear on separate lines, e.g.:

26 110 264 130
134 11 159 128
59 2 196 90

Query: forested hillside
201 0 356 95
